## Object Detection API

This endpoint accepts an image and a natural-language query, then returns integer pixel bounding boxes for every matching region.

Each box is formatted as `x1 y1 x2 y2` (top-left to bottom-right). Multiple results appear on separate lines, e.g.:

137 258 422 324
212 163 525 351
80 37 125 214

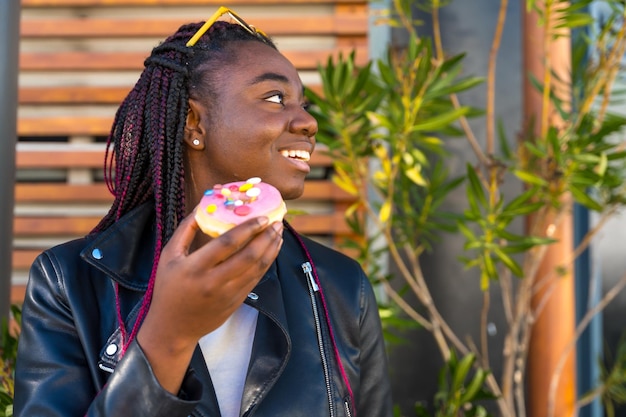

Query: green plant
0 305 21 417
307 0 626 415
414 351 497 417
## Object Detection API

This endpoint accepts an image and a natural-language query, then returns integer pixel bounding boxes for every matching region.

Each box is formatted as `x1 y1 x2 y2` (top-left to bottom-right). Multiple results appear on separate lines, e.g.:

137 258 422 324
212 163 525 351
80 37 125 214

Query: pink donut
195 177 287 237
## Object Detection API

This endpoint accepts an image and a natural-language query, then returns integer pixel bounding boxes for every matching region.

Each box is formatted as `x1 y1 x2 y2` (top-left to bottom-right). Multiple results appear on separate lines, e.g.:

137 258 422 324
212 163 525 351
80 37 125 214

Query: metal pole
0 0 21 319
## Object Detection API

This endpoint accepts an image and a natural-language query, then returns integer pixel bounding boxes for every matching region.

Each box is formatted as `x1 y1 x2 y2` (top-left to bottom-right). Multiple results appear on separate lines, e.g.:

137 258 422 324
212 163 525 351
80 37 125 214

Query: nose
289 107 318 138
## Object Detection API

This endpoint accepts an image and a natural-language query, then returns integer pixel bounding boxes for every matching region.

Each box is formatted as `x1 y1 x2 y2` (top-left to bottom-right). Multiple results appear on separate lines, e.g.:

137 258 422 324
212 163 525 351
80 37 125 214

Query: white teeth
280 149 310 161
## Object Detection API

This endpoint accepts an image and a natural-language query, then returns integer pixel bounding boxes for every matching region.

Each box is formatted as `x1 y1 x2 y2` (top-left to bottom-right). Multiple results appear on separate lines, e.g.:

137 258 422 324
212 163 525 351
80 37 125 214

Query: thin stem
432 0 444 60
486 0 509 156
379 279 433 330
500 267 515 325
427 0 490 167
540 0 554 138
480 291 490 369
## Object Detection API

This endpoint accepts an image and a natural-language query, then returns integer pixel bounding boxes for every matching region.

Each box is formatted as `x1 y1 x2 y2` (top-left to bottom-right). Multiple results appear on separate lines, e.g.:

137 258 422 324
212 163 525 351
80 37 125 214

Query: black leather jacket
14 203 392 416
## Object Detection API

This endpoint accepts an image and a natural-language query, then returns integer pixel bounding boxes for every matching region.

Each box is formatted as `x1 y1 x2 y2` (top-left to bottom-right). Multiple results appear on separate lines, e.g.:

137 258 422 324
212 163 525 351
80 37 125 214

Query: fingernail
258 216 269 227
273 222 283 234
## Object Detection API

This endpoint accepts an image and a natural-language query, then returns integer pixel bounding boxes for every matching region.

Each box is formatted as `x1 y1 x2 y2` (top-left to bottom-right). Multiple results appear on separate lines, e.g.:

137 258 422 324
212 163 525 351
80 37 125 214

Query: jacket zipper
302 262 335 417
344 399 352 417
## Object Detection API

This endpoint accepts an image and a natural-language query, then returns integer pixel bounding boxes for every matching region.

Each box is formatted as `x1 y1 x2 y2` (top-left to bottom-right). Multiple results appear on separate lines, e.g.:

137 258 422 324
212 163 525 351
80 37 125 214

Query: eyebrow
248 71 307 98
247 72 290 86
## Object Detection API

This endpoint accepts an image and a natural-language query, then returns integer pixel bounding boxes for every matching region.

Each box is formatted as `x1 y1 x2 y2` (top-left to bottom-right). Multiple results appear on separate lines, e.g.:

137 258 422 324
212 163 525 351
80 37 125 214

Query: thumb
165 208 201 256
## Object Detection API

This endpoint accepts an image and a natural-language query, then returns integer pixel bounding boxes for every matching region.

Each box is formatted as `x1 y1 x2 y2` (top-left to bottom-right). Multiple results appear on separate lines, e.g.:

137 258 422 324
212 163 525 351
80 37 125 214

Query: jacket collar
80 202 156 291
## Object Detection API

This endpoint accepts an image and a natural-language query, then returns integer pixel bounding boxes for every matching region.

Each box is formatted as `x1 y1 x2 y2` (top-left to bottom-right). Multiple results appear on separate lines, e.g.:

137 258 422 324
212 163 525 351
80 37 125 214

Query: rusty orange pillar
522 4 577 417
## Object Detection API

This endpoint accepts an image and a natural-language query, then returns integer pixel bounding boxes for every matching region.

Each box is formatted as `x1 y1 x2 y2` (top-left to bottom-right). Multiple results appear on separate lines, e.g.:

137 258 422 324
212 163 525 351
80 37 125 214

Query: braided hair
93 21 276 351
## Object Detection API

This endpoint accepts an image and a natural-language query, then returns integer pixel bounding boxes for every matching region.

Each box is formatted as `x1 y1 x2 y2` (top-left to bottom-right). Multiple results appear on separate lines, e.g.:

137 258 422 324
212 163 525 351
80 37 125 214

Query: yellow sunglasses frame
186 6 268 47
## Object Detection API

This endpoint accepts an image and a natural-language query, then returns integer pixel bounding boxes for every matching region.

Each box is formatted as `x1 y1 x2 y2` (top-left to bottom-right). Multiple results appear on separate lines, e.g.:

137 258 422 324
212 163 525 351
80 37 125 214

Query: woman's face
189 40 318 201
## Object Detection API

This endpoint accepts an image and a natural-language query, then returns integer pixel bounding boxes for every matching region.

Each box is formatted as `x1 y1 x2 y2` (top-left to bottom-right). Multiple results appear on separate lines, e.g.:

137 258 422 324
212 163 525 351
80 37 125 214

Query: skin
136 40 318 394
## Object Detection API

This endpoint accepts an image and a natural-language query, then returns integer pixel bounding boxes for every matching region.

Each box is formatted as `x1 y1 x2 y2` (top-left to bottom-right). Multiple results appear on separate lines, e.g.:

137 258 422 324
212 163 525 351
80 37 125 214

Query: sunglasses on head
186 6 269 47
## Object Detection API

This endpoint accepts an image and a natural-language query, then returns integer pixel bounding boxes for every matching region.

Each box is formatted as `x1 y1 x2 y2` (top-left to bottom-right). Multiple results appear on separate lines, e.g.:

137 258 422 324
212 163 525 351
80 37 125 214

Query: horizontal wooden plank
16 148 107 168
21 15 367 38
13 212 350 236
13 250 42 270
14 180 353 203
18 116 113 136
11 284 27 305
22 0 365 5
19 86 132 105
14 216 100 235
19 48 368 71
16 147 335 168
287 211 350 235
15 183 113 203
302 180 354 202
18 84 324 105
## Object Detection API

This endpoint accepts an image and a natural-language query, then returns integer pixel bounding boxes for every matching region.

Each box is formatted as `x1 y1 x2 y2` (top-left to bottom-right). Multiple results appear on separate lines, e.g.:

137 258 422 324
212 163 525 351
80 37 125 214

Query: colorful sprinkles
203 177 263 217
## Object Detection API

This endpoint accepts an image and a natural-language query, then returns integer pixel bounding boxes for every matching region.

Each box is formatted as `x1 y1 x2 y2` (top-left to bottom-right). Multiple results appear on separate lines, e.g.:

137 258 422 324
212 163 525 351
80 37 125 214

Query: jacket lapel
240 261 291 416
188 346 222 416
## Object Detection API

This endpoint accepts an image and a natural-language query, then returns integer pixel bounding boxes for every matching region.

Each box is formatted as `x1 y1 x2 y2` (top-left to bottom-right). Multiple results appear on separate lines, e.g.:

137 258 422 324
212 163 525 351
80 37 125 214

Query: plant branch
486 0 509 156
480 291 490 369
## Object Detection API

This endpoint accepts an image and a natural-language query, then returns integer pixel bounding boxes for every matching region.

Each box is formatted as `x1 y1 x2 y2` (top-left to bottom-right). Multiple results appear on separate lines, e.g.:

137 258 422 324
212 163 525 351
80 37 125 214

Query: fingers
163 208 202 257
212 220 284 280
163 210 283 291
194 216 274 265
164 209 273 260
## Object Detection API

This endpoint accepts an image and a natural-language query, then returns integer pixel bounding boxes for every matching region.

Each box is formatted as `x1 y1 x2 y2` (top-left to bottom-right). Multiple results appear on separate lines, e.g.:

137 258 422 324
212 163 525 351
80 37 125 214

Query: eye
265 93 284 105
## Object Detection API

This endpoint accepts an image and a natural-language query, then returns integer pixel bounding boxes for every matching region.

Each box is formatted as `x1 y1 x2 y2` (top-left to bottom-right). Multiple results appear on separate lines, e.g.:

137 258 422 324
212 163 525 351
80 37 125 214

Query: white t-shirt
198 304 259 417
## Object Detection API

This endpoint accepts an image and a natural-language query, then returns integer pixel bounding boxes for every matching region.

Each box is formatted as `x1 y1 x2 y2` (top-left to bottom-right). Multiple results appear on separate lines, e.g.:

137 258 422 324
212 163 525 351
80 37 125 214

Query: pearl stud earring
192 139 200 146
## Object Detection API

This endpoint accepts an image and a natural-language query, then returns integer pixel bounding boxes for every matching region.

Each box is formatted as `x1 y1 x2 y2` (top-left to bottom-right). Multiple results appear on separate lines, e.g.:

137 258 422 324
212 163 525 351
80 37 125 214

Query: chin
279 183 305 201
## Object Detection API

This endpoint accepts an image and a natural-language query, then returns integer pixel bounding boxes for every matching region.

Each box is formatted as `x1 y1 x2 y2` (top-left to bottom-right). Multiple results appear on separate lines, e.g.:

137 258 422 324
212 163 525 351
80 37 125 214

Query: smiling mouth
280 149 311 161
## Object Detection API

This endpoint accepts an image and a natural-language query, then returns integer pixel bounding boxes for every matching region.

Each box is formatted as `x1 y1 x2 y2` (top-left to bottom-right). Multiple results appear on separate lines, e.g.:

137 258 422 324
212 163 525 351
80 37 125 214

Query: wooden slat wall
13 0 367 303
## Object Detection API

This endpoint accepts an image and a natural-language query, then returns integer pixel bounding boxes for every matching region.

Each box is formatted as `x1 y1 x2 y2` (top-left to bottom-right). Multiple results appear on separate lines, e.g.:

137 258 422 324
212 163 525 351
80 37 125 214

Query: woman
14 8 392 417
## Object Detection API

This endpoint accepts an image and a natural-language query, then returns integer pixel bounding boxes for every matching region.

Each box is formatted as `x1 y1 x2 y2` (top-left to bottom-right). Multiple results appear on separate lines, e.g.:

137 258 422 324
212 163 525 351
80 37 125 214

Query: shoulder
283 230 371 303
288 232 364 278
28 235 98 299
297 234 361 269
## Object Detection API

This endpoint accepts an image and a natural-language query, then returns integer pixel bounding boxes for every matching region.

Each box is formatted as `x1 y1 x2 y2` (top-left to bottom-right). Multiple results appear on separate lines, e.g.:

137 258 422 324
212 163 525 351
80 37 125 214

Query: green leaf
595 153 608 177
570 185 603 211
571 153 601 164
411 107 470 132
439 52 465 74
501 201 544 217
366 111 393 130
461 368 487 404
457 221 477 241
452 353 475 392
493 247 524 276
607 150 626 161
513 170 548 186
466 164 488 208
483 254 497 283
554 12 594 29
425 76 484 98
497 118 512 160
523 141 548 158
377 59 397 87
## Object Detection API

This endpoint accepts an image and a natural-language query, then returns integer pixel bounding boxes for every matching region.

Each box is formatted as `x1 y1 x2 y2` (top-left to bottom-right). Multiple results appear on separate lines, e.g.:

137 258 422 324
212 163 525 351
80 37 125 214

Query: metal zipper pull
344 400 352 417
302 261 319 291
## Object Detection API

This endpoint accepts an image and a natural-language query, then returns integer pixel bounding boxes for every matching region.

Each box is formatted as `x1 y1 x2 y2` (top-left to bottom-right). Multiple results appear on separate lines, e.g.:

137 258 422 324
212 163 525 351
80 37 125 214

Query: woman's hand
136 209 283 393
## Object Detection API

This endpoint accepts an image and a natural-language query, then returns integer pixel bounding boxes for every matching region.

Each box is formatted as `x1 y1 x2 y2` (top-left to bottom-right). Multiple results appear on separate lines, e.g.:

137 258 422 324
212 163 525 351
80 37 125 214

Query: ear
184 98 207 150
